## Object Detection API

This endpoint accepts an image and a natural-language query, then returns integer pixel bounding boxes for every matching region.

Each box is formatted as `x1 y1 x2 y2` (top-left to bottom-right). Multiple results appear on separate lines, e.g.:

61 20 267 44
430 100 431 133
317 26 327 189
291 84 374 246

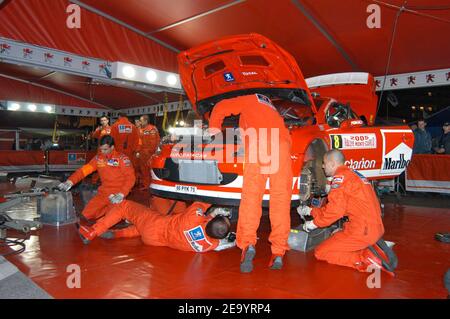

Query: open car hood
178 33 314 116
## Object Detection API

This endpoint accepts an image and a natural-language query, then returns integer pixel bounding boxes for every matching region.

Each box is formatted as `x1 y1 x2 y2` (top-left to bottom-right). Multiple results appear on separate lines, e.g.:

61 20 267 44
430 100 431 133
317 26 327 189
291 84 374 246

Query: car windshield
273 99 314 126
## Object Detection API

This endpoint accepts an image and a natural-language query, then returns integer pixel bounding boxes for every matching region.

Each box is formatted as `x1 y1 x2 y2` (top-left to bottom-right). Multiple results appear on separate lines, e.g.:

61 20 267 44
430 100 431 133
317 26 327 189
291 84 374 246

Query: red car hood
178 33 314 115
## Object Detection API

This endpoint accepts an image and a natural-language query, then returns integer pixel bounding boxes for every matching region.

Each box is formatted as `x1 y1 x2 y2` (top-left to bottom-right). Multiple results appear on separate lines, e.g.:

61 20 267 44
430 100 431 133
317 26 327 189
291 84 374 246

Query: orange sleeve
109 124 119 145
130 126 140 153
208 100 243 130
91 128 101 139
68 156 98 185
185 202 212 222
118 155 136 196
137 130 143 150
311 179 347 228
154 129 160 150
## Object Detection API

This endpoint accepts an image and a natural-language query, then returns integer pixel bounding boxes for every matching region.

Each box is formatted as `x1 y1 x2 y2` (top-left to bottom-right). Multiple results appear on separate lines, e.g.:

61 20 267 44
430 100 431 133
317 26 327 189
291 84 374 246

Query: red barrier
406 154 450 194
48 150 97 171
0 150 97 172
0 150 45 172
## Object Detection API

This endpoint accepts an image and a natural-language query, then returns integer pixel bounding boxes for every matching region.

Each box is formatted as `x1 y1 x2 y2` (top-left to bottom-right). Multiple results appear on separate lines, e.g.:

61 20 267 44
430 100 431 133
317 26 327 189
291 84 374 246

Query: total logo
242 71 258 76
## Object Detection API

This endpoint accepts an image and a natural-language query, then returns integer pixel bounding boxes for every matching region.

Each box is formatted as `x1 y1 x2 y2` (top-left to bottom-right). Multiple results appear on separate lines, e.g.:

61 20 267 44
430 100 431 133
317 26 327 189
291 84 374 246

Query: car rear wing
306 72 378 126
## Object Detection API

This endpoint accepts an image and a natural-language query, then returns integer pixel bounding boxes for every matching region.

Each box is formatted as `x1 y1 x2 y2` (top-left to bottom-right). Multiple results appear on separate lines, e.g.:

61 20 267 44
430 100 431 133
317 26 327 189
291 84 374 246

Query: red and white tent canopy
0 0 449 110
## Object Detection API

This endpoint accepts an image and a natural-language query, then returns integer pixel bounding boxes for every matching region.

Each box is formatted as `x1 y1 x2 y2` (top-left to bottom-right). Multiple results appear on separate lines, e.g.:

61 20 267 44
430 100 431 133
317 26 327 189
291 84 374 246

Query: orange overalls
312 165 385 270
209 94 292 256
92 200 219 252
149 195 187 215
90 125 111 184
110 117 140 160
91 125 111 142
131 128 143 187
138 124 160 189
68 149 135 219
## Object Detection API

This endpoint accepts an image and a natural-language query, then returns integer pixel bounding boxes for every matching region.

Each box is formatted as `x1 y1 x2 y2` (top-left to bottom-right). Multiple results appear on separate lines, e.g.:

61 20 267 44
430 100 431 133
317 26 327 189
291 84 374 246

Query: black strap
166 200 178 215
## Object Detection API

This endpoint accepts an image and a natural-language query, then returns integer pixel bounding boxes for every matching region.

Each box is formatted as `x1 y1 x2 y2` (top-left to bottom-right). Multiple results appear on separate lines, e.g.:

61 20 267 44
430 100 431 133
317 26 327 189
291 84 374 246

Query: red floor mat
2 184 449 298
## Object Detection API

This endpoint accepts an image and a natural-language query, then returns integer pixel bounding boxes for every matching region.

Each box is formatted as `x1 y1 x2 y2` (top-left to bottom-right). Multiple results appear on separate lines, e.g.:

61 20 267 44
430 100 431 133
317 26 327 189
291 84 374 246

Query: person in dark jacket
432 122 450 155
413 119 432 154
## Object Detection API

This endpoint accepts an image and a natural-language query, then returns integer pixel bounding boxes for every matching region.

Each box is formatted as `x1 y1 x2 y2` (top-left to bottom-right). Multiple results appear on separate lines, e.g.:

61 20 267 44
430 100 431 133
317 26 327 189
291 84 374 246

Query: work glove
214 232 237 251
211 207 232 218
57 180 73 192
297 205 312 217
303 220 318 233
109 193 125 204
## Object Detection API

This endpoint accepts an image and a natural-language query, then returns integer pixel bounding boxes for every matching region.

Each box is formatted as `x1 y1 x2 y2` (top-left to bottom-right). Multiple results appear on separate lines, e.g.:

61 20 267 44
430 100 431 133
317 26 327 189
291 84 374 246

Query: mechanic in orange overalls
131 117 142 187
208 93 293 273
58 135 135 220
91 116 111 143
298 149 392 275
136 115 160 190
77 200 236 253
91 116 112 183
110 112 140 160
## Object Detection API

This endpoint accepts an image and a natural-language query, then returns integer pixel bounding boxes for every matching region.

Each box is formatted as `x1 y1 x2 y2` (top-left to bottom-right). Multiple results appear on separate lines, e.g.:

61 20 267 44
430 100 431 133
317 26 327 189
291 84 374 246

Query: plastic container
38 191 78 226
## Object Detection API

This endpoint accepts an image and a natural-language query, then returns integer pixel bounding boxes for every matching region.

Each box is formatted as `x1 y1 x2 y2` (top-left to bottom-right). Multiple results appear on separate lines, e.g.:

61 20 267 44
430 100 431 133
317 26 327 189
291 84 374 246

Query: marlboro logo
382 153 410 170
380 130 413 175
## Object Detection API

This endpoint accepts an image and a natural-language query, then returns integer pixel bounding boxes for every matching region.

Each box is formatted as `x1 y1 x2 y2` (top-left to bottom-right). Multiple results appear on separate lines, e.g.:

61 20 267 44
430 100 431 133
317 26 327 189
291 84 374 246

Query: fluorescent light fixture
122 65 136 79
44 105 54 113
8 102 21 111
111 62 182 89
166 74 177 86
146 70 157 82
5 101 56 113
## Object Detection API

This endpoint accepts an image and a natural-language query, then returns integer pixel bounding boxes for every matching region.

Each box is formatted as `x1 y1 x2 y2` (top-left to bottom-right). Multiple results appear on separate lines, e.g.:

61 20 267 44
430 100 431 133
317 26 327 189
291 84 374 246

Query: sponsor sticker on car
330 133 377 150
223 72 235 82
379 130 413 175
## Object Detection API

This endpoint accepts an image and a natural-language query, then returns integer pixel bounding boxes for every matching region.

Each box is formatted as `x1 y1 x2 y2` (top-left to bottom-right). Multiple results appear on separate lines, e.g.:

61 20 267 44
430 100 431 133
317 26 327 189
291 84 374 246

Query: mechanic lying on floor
298 149 393 275
77 200 236 252
58 135 135 220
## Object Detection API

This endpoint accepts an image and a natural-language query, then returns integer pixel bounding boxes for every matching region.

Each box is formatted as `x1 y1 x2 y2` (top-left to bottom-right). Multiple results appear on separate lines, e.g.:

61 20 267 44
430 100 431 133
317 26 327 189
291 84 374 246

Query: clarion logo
383 153 411 170
345 158 376 170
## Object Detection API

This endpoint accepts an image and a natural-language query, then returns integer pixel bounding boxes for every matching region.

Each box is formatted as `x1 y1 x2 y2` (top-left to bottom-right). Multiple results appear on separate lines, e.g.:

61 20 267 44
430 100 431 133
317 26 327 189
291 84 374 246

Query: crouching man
298 149 393 275
58 135 135 220
77 200 236 252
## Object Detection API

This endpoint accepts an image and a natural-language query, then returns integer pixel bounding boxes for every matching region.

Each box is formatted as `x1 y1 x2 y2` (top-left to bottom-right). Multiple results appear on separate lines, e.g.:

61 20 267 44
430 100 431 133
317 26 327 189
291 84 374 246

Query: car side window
326 102 359 128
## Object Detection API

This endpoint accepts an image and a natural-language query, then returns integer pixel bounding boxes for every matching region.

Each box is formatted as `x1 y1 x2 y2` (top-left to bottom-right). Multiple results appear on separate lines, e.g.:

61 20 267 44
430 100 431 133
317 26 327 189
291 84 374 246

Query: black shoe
435 233 450 243
111 220 131 230
99 231 115 239
75 223 91 245
240 245 256 273
269 255 283 270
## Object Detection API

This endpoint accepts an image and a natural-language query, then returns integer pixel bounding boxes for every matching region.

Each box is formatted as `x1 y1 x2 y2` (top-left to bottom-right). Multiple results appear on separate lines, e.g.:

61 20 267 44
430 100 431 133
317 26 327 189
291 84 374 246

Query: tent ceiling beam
69 0 181 53
291 0 360 71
